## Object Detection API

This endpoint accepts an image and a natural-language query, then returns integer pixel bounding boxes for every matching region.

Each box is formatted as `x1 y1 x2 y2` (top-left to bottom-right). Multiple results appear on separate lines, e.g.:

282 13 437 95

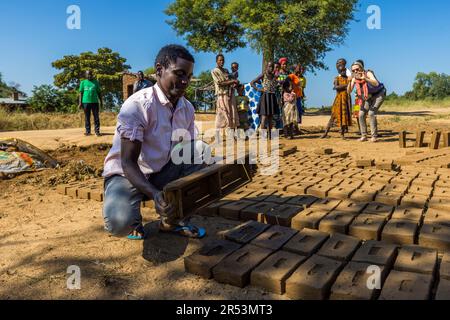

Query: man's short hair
216 53 225 61
155 44 195 68
231 62 239 67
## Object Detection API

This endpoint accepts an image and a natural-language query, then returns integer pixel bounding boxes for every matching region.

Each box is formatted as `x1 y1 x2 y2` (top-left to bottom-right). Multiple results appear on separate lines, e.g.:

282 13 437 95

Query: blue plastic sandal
127 225 146 240
161 224 206 239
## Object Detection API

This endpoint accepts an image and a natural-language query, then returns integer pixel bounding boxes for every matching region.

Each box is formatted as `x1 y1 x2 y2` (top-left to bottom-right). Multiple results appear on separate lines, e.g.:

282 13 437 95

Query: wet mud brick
335 200 368 214
317 233 361 261
349 214 387 241
376 159 396 171
223 189 256 201
418 223 450 251
286 195 319 209
370 173 394 184
245 189 275 202
212 244 274 288
379 270 433 300
382 219 418 245
433 187 450 198
415 130 426 148
264 191 297 204
56 182 81 195
435 179 450 189
251 251 307 295
394 245 438 275
351 171 375 181
318 211 360 234
198 199 232 217
411 177 437 188
223 221 270 244
352 240 398 267
400 194 429 209
392 207 423 223
374 191 403 206
264 204 303 227
363 202 395 219
306 179 339 198
283 228 330 256
327 186 356 199
219 200 256 220
250 225 298 250
399 131 407 149
428 196 450 211
435 278 450 300
291 208 330 231
184 239 242 278
90 189 104 202
423 208 450 227
240 201 278 222
429 131 442 150
285 254 343 300
443 131 450 148
330 262 388 300
382 183 409 195
440 253 450 280
408 185 433 197
390 175 415 186
314 147 333 155
77 186 95 199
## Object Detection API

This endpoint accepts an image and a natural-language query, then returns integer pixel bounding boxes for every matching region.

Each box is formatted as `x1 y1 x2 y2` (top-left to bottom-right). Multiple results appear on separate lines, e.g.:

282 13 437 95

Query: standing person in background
348 61 386 143
251 61 280 140
79 70 103 136
289 64 307 134
133 71 152 94
321 59 352 139
211 54 240 141
276 58 290 129
282 78 298 139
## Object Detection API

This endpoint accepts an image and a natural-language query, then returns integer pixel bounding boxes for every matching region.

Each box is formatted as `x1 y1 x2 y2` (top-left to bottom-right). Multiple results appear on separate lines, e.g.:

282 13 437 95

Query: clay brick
351 172 375 181
90 189 104 202
382 219 418 245
250 225 298 251
415 130 426 148
429 131 441 150
314 147 333 155
408 185 433 197
433 187 450 198
223 221 270 244
56 182 80 195
224 189 258 201
330 262 388 300
399 131 407 149
415 175 438 185
307 178 342 198
428 197 450 211
382 183 409 195
240 201 278 222
418 223 450 251
285 254 343 300
364 203 395 219
317 233 361 261
286 195 319 209
291 208 330 230
77 187 94 199
400 194 429 209
356 159 374 167
379 270 433 300
423 208 450 227
349 214 387 241
184 239 242 278
246 189 276 202
327 186 356 199
394 245 438 275
374 191 404 206
339 168 364 179
392 207 423 223
264 191 297 204
390 175 415 186
310 198 342 211
398 170 420 178
362 181 389 192
198 200 232 217
283 228 330 256
350 188 379 202
352 240 398 267
286 182 315 194
440 254 450 280
370 173 394 184
435 278 450 300
212 244 274 288
435 178 450 189
318 211 359 235
264 204 303 227
219 200 256 220
66 185 79 198
251 251 307 295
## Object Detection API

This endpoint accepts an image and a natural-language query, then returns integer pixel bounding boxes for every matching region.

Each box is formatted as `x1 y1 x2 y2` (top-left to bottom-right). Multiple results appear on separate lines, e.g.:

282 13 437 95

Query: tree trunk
262 45 275 73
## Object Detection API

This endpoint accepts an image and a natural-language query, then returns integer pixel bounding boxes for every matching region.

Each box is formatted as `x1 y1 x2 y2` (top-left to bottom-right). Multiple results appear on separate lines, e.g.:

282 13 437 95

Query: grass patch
382 98 450 111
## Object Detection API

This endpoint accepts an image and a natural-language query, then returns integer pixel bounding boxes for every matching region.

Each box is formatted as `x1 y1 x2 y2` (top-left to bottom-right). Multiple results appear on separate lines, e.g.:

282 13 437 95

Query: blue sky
0 0 449 107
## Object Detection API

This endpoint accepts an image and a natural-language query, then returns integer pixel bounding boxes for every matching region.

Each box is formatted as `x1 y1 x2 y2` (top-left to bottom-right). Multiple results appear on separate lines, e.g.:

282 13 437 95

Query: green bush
28 85 78 113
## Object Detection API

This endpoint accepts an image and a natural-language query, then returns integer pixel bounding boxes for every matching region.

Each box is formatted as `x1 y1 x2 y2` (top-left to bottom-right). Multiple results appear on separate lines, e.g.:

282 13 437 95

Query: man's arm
133 81 139 94
121 138 173 216
78 81 83 108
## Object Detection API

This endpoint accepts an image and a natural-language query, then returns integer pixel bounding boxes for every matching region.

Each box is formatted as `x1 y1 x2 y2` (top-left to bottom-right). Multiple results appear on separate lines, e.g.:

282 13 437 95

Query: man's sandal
127 225 146 240
159 223 206 239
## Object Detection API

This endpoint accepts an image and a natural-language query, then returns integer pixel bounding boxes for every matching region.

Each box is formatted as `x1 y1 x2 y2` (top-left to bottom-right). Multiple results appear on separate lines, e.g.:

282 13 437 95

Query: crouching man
102 45 207 240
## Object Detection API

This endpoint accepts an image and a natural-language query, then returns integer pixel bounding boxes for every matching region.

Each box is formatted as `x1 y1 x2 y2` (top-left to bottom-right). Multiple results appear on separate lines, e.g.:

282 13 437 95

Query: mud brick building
122 72 156 100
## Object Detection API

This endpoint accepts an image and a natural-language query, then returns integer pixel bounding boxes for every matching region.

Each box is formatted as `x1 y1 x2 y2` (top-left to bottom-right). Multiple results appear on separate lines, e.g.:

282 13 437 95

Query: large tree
166 0 358 71
52 48 130 109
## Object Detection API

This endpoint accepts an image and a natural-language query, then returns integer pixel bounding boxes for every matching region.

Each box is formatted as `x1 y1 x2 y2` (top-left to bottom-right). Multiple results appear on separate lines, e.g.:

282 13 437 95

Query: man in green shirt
79 70 103 136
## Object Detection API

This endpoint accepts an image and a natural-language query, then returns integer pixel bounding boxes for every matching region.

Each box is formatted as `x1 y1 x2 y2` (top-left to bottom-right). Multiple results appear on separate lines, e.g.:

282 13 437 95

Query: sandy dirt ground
1 108 450 300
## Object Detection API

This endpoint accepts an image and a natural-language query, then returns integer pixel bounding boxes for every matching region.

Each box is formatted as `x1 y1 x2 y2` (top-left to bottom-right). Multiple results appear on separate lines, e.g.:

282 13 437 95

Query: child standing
282 78 298 139
289 64 307 133
250 61 280 139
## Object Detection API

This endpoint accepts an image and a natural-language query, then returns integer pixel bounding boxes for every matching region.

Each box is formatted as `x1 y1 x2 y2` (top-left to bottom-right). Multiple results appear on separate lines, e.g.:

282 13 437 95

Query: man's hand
78 103 83 110
154 192 174 217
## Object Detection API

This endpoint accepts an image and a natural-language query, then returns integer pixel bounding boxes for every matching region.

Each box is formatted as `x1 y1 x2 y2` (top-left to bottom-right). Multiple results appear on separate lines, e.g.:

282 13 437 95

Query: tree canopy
165 0 358 71
51 48 130 109
27 85 78 113
387 72 450 101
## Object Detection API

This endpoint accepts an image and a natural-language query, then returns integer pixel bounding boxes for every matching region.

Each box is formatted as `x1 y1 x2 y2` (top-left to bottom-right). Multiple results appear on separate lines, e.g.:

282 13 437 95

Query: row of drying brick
199 193 450 251
185 221 450 300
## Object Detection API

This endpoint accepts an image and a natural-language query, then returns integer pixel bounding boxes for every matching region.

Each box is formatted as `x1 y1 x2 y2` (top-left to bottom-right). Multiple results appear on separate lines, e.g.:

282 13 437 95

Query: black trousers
83 103 100 134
